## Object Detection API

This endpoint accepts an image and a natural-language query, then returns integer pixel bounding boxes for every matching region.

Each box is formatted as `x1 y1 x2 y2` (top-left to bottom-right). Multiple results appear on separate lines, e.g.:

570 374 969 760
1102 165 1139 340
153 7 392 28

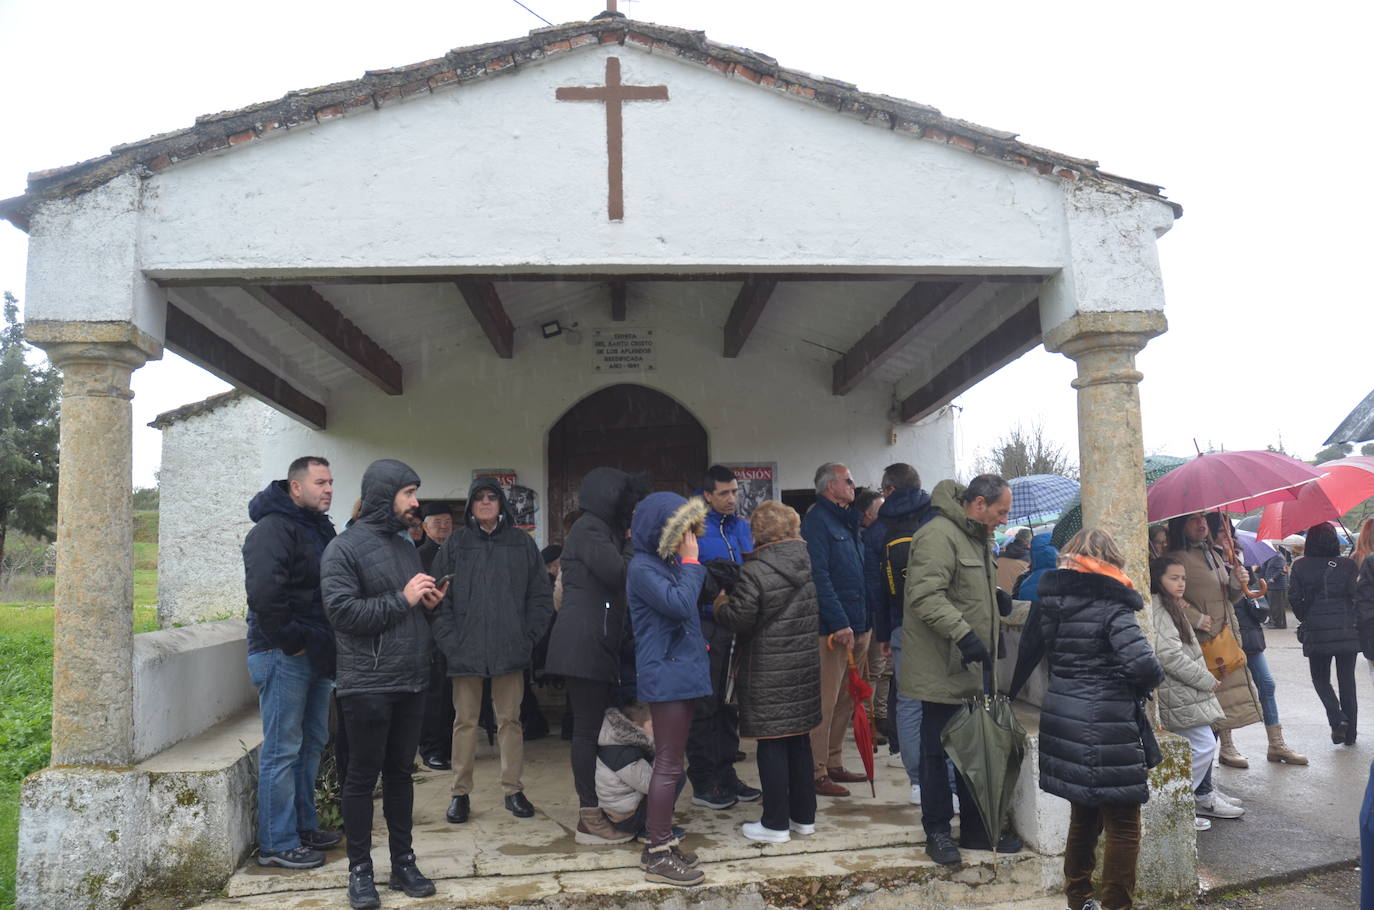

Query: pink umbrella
1257 456 1374 539
1146 450 1326 523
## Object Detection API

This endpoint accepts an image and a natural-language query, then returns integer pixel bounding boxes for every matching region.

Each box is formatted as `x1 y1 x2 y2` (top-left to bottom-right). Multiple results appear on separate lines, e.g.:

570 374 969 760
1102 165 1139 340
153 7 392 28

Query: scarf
1062 553 1135 590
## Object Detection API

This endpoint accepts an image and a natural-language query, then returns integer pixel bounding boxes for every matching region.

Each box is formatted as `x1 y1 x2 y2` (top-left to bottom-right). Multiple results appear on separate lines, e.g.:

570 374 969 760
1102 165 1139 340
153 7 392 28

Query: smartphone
436 574 454 587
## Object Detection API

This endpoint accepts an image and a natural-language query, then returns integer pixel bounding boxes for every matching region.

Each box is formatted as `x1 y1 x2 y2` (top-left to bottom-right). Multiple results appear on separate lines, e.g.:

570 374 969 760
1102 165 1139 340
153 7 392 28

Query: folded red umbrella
1146 450 1326 523
1258 456 1374 540
828 635 876 796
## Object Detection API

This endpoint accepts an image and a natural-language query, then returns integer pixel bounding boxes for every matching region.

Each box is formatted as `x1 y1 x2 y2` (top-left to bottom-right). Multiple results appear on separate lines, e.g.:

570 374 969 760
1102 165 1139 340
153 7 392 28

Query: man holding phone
321 459 447 910
243 455 341 871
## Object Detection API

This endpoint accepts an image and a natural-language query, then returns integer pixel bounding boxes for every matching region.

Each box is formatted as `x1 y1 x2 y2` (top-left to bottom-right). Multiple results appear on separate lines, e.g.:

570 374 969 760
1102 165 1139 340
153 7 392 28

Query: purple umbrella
1234 529 1276 566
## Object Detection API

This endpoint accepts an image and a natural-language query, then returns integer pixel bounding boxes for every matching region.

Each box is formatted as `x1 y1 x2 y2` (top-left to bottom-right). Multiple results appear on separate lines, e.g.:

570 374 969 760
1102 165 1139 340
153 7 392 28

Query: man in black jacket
415 501 457 770
431 477 554 824
243 456 341 870
321 459 446 910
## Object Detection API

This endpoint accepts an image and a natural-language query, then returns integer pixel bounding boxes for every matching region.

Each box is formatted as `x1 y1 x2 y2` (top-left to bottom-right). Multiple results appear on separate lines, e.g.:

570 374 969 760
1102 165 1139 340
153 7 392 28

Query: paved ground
1167 865 1361 909
1192 627 1371 895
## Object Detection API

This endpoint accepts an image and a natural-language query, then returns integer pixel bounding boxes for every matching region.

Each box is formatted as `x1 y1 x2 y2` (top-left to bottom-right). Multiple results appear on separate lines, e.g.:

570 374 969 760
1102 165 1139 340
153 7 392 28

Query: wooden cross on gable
556 57 669 221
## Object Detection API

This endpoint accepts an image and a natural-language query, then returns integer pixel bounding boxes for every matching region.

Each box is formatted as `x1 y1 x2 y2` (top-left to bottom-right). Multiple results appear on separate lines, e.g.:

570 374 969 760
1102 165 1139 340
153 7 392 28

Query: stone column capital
27 320 162 371
1044 310 1166 391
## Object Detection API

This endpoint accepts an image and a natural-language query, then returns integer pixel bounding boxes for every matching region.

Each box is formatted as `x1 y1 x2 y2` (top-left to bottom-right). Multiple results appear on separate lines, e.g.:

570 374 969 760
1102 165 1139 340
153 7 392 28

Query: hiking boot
1265 724 1308 764
298 828 341 850
814 775 849 797
642 843 704 887
959 830 1023 853
636 825 685 844
576 807 635 845
1195 792 1244 819
741 821 790 843
827 766 867 783
639 840 699 868
257 845 325 869
347 863 381 909
387 854 435 898
924 831 961 865
1217 729 1248 768
691 786 738 810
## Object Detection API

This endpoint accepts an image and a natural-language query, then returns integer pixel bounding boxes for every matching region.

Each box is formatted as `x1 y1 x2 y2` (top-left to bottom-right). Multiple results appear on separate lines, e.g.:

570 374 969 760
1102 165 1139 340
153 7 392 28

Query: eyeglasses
843 478 855 486
472 492 500 503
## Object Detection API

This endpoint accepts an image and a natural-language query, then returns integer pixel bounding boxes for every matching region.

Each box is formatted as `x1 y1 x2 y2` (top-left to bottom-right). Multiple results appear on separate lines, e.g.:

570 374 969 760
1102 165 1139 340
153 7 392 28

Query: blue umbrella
1006 474 1080 525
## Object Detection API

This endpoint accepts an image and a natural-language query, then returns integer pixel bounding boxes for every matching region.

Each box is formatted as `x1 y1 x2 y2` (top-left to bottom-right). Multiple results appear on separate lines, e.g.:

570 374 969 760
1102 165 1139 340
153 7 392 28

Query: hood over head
249 478 333 529
930 479 990 544
464 476 516 531
631 491 692 558
878 486 932 521
358 459 421 533
1029 532 1058 570
578 467 650 533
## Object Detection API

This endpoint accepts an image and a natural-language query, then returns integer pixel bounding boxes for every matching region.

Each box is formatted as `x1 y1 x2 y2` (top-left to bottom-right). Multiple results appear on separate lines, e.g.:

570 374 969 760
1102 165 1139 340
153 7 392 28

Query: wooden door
547 384 708 543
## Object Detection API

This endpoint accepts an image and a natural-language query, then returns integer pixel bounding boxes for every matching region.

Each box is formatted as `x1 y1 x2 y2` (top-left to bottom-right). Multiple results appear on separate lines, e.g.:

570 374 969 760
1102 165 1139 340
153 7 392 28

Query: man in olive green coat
900 474 1016 865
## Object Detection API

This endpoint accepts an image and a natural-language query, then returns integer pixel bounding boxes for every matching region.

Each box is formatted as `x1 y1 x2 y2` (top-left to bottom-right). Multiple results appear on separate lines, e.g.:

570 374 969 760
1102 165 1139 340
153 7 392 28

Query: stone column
1044 311 1167 600
27 322 161 766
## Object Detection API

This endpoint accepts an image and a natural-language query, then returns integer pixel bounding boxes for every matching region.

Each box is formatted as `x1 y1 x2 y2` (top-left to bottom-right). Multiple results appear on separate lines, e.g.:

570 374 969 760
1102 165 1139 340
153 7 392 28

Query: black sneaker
298 828 342 850
733 782 762 803
347 863 381 909
925 831 961 865
388 853 436 898
257 845 325 869
691 786 738 810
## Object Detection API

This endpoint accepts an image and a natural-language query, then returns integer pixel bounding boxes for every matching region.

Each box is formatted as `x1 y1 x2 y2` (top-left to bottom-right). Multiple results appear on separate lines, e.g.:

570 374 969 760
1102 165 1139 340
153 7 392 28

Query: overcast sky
2 0 1370 487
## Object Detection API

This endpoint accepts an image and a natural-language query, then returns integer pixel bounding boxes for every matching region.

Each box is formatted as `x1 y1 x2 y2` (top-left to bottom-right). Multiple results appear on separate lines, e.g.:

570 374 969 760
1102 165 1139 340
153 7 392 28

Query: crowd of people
239 453 1374 910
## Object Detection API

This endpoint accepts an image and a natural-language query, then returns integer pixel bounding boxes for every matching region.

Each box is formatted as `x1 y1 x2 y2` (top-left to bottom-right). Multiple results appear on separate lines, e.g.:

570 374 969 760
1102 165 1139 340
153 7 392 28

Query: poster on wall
721 463 777 520
470 469 539 533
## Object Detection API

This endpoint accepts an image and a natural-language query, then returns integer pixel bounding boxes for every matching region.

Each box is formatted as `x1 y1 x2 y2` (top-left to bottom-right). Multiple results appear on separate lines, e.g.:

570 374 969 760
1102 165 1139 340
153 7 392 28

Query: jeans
1065 802 1141 910
686 619 742 794
247 649 334 854
756 734 816 831
1310 652 1358 735
919 700 986 843
646 700 694 847
338 690 426 868
565 676 614 808
888 635 922 787
1245 649 1280 726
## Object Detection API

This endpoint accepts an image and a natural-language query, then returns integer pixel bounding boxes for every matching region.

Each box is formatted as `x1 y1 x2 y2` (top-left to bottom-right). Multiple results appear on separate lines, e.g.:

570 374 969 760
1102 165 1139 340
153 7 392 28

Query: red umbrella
1257 456 1374 539
828 635 875 796
1146 450 1326 523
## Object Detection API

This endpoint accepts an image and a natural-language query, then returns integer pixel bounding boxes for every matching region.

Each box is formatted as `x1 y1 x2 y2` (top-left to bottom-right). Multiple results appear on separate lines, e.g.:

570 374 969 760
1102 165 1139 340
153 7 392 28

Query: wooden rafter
722 277 778 358
832 280 981 396
243 285 403 395
164 302 327 429
610 279 628 322
897 298 1042 424
155 272 1048 287
454 280 515 359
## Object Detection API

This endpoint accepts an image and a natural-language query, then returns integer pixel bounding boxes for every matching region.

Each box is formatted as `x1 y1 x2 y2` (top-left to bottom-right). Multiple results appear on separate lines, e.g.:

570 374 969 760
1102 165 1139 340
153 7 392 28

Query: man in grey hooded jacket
321 459 446 910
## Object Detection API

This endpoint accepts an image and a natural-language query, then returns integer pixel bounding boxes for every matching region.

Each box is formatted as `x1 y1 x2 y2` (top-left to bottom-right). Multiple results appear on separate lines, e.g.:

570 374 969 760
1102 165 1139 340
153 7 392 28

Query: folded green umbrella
939 662 1027 844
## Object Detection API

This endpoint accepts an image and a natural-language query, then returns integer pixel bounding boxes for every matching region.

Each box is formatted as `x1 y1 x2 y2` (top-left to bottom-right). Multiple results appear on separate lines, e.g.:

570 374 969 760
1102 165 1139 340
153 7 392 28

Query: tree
1314 442 1353 465
0 292 61 566
975 422 1078 480
1362 443 1374 457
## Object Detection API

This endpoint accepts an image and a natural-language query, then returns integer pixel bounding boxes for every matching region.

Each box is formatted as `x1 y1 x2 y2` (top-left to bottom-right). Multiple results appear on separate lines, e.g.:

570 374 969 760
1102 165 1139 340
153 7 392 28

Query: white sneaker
885 753 907 769
741 821 790 844
1195 792 1244 819
1193 816 1212 831
788 820 815 836
1212 787 1243 807
909 784 922 806
953 794 961 814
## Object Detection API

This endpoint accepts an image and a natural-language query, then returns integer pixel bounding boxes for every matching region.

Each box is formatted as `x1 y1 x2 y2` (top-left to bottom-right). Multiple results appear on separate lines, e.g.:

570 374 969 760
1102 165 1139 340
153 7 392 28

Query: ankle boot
1218 728 1249 769
1265 724 1308 764
575 807 634 845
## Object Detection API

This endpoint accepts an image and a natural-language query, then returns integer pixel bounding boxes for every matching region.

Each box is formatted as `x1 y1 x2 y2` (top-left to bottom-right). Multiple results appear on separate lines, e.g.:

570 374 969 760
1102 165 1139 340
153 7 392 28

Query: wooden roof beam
832 279 981 396
722 277 778 358
164 302 327 429
897 298 1042 424
243 285 403 395
454 279 514 358
610 279 628 322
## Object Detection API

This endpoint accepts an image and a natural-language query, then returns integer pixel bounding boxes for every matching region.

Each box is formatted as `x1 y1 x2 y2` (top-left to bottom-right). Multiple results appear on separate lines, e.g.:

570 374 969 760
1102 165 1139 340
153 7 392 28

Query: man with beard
321 459 446 910
431 477 554 824
242 456 340 870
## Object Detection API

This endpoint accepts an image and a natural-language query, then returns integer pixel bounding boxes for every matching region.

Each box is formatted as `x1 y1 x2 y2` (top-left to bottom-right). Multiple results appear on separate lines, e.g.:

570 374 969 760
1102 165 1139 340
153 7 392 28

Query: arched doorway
547 384 708 541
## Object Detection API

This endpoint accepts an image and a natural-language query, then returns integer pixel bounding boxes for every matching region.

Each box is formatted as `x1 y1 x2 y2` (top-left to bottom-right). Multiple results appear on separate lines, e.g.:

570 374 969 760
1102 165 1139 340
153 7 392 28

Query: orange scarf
1062 554 1135 590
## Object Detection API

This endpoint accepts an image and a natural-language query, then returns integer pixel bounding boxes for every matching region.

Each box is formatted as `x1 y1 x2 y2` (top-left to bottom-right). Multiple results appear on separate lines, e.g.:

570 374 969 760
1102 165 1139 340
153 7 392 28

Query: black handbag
1135 698 1164 770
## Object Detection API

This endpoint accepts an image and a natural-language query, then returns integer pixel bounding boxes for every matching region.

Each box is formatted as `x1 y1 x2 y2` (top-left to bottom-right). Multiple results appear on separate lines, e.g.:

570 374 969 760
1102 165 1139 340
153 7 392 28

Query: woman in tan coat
1165 512 1264 768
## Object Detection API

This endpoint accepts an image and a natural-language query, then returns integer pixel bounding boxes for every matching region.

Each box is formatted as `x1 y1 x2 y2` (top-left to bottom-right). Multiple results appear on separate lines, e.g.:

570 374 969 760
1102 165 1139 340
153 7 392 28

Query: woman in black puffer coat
1036 528 1163 910
1290 522 1361 745
714 501 822 843
544 467 650 844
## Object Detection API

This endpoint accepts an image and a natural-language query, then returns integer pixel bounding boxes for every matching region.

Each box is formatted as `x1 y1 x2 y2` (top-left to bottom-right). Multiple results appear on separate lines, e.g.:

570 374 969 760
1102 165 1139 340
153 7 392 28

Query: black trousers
685 618 741 794
418 653 454 761
339 690 426 869
756 734 816 831
1310 652 1358 736
565 676 614 808
919 700 986 842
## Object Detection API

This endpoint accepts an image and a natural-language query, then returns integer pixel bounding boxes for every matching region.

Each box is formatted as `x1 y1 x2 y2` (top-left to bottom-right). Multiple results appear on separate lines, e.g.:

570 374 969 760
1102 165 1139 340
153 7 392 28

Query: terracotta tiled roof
149 389 246 429
0 16 1179 230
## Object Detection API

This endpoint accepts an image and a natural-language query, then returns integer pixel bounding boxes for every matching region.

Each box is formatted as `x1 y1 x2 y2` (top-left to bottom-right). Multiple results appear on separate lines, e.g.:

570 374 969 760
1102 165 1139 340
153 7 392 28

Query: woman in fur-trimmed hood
626 491 710 879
